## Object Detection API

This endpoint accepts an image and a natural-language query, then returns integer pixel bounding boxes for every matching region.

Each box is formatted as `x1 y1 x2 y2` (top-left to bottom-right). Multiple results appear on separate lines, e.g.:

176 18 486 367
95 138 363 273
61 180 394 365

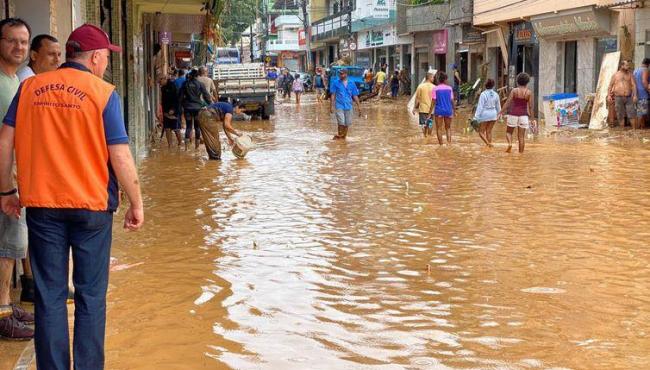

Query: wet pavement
6 94 650 369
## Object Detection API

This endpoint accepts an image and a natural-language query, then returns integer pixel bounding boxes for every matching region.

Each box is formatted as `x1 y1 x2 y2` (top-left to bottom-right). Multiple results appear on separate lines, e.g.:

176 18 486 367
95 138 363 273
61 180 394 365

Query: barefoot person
633 58 649 129
427 72 456 145
500 72 534 153
197 101 245 160
314 67 326 103
160 75 182 147
474 79 500 147
330 69 361 140
292 73 303 105
608 60 637 129
413 71 435 137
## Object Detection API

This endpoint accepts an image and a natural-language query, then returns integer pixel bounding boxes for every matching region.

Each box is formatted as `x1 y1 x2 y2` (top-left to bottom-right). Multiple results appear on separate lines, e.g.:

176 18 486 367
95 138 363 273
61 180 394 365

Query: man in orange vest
0 24 143 369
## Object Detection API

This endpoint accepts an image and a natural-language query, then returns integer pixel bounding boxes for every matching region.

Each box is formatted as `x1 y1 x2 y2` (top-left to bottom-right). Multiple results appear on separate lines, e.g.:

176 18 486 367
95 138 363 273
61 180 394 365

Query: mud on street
89 95 650 369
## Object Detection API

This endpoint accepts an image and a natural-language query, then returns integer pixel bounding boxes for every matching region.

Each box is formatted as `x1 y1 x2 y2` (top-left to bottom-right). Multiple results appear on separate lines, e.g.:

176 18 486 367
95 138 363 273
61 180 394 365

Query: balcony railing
266 39 301 51
310 8 351 42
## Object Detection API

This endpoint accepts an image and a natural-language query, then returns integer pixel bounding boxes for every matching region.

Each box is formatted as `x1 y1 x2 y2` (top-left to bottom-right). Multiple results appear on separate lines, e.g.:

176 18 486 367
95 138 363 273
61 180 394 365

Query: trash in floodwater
110 262 144 272
521 287 566 294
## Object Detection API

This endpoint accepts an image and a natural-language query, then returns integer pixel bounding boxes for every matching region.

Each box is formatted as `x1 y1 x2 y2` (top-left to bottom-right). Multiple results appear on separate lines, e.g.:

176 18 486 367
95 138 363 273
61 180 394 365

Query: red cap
66 23 122 54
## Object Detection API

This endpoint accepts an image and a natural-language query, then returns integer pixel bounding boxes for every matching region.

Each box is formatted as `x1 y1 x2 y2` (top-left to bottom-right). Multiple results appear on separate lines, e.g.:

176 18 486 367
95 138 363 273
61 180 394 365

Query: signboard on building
356 25 412 50
531 8 610 39
513 22 537 44
462 25 486 44
159 31 172 45
298 29 306 46
432 29 448 55
373 0 390 19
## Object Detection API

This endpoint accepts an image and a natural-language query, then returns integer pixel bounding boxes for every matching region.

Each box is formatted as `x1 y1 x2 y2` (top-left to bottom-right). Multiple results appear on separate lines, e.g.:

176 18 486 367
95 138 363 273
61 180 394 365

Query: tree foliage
217 0 260 46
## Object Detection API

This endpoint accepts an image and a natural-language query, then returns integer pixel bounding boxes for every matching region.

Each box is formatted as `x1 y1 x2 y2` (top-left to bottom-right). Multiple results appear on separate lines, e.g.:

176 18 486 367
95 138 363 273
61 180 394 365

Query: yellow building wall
310 0 328 23
474 0 599 25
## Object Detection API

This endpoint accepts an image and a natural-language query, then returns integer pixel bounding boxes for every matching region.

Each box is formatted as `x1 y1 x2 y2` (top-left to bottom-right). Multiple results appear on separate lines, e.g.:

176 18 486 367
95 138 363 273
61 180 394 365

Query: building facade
474 0 635 115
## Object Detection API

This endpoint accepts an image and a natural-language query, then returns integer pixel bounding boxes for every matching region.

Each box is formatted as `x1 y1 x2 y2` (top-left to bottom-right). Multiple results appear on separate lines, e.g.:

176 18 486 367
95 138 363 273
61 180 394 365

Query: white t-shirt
17 66 35 82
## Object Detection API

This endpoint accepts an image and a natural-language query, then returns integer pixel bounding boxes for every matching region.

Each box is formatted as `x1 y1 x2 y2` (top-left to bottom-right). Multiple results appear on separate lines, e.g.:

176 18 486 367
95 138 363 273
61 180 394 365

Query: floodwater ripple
105 96 650 370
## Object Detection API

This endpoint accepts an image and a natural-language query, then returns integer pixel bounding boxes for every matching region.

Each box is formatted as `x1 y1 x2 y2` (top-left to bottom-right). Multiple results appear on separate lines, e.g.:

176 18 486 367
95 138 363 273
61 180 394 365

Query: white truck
211 63 275 120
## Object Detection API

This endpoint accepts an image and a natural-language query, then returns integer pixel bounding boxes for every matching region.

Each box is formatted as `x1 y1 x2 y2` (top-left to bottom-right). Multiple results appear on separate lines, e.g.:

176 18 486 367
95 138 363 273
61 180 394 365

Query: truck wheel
262 109 271 120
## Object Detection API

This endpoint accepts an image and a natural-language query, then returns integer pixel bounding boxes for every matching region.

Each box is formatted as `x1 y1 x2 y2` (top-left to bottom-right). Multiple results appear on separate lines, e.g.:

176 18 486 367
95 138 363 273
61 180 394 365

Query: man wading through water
198 101 245 160
330 69 361 140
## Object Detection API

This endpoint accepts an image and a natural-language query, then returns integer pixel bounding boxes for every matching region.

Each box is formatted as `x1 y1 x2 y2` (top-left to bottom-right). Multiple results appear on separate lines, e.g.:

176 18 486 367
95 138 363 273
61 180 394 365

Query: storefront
457 24 486 84
509 22 540 112
355 25 413 72
532 6 617 108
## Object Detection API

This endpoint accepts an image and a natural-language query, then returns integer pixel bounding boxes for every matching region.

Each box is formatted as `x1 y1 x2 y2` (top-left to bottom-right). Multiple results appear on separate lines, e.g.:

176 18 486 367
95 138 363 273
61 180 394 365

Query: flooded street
105 96 650 370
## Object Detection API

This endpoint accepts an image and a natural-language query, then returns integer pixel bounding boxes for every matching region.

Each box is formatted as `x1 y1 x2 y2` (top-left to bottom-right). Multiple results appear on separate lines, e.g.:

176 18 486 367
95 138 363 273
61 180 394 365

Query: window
564 41 577 93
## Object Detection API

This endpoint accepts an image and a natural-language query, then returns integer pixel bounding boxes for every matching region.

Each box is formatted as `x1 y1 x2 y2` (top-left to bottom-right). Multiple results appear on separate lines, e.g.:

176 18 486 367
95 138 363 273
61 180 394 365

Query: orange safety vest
14 67 116 211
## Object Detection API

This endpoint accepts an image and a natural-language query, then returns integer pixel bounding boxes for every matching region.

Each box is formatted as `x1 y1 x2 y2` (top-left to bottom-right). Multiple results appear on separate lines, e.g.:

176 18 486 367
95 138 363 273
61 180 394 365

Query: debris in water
426 264 431 274
253 241 258 248
589 168 595 173
526 185 532 189
110 262 144 272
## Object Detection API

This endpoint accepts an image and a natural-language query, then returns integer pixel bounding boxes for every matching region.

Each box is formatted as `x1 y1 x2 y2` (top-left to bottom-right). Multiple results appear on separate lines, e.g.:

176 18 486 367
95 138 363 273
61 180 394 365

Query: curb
13 339 35 370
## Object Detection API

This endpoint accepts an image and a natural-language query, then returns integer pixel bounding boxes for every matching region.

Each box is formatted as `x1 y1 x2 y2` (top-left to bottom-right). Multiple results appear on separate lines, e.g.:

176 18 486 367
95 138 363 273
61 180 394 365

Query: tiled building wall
635 7 650 67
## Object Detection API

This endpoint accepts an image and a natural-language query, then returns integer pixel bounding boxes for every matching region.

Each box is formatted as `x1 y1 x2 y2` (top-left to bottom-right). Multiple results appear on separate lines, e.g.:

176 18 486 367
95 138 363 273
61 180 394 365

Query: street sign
349 42 357 50
159 31 171 45
265 56 271 63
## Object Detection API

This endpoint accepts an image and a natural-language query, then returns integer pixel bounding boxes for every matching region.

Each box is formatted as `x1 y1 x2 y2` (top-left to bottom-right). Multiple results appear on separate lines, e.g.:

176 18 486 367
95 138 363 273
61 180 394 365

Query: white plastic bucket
232 135 253 158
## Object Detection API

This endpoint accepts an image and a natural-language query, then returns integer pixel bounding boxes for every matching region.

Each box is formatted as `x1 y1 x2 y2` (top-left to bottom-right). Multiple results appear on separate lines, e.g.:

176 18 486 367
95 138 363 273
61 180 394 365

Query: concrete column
373 47 377 70
385 46 389 70
634 7 650 67
411 39 416 94
577 38 595 107
538 37 557 119
399 44 404 70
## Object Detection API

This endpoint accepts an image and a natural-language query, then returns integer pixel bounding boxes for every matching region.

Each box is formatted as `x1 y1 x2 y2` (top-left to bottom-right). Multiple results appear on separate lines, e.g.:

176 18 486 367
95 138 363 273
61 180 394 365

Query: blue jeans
184 110 201 141
391 85 399 97
27 208 113 370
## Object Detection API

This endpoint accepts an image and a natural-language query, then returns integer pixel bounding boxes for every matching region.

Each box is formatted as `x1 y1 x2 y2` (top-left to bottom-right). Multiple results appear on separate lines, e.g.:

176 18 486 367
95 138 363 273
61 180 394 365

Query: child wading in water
473 78 500 147
292 74 304 105
427 72 456 145
500 72 534 153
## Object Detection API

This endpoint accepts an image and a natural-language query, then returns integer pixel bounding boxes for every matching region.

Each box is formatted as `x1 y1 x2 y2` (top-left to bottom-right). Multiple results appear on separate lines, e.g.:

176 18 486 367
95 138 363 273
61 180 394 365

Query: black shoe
11 304 34 324
19 275 35 304
0 316 33 341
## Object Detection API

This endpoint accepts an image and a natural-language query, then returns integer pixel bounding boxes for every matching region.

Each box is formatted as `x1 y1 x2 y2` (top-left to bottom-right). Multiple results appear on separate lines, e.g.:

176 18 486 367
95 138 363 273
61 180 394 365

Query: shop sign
364 30 384 47
532 8 610 39
373 0 390 19
462 25 485 44
432 29 448 55
298 29 306 46
159 31 171 45
513 22 537 44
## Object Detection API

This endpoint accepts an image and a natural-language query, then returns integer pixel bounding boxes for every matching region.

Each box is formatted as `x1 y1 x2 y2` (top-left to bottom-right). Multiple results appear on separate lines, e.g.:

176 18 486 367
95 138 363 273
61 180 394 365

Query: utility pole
262 0 268 65
250 23 254 62
300 0 313 71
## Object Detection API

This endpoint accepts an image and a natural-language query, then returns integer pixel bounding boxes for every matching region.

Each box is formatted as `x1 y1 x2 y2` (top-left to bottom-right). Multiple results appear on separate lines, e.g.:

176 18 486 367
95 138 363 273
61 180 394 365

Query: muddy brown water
103 96 650 370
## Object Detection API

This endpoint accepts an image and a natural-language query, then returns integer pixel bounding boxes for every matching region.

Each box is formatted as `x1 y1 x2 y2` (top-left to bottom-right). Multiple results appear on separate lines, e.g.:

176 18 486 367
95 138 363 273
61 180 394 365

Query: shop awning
482 28 508 67
596 0 640 7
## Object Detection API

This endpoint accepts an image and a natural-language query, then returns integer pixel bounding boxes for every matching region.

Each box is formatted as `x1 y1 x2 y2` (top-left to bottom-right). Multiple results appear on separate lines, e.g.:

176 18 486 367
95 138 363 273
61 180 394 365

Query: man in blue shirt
198 101 244 160
329 69 361 140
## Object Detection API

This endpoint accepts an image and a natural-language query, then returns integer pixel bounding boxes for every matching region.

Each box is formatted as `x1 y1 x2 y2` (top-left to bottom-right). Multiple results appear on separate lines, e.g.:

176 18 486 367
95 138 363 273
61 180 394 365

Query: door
564 41 577 93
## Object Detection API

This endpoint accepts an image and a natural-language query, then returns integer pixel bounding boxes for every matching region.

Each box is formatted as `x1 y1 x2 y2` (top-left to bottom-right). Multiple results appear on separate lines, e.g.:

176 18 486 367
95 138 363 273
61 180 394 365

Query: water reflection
105 96 650 370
